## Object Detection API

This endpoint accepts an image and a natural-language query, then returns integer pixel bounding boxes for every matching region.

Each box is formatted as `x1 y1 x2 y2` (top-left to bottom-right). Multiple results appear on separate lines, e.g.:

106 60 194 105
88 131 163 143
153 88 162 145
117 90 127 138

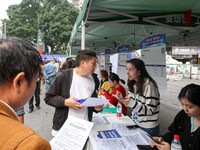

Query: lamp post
4 22 6 37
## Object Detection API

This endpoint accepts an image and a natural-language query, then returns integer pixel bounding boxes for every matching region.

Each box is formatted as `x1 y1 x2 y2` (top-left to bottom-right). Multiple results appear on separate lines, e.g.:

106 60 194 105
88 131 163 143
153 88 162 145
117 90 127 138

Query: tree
3 0 79 54
4 0 41 44
38 0 79 54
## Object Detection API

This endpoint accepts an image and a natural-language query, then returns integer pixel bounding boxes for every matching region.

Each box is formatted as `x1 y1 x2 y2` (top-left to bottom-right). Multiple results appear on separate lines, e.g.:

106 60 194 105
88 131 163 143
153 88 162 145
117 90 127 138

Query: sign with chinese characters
37 29 45 54
50 116 94 150
41 55 65 61
172 46 198 55
118 45 129 53
100 51 105 70
154 16 200 27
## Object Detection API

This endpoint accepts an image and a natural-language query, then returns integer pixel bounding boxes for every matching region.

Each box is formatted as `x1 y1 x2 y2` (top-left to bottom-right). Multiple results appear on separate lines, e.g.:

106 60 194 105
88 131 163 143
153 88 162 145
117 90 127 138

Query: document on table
92 116 109 125
122 131 150 147
81 97 108 107
50 115 94 150
92 129 150 150
97 129 122 139
94 138 130 150
112 123 139 134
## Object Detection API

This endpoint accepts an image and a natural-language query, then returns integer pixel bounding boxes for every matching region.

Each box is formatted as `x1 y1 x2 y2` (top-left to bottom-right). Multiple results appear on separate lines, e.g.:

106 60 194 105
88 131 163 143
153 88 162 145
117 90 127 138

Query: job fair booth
50 109 153 150
55 0 200 148
48 34 167 150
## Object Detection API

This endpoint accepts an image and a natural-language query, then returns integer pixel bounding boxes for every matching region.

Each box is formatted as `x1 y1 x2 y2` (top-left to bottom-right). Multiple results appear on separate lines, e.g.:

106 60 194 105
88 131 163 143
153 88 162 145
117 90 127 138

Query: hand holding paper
64 97 84 110
94 104 104 111
77 97 108 107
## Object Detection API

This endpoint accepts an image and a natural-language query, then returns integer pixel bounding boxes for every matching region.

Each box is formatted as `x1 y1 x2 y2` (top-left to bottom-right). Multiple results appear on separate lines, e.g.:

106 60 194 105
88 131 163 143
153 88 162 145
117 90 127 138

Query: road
23 79 200 141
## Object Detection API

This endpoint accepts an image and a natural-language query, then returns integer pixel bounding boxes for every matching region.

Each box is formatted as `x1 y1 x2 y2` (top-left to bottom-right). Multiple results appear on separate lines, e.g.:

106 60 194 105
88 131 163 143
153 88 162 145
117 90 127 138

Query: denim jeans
45 77 55 92
140 125 160 136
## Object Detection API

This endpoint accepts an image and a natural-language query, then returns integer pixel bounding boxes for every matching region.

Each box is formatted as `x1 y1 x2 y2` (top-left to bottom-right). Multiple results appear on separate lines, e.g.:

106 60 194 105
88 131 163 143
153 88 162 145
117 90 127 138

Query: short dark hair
75 50 96 67
53 58 57 63
178 83 200 107
0 37 42 86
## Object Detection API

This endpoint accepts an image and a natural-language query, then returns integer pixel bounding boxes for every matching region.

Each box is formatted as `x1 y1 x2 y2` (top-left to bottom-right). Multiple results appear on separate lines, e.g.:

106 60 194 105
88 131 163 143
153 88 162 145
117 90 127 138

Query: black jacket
44 69 99 130
163 110 200 150
91 73 100 97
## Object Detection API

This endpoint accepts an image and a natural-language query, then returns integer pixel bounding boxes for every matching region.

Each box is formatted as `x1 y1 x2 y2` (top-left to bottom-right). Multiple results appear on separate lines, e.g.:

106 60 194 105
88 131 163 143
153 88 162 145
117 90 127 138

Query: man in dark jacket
91 73 100 97
44 50 103 136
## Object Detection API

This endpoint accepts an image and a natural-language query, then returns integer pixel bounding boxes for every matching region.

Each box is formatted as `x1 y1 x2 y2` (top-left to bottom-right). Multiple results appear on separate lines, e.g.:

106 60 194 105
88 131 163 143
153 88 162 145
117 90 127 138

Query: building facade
67 0 84 10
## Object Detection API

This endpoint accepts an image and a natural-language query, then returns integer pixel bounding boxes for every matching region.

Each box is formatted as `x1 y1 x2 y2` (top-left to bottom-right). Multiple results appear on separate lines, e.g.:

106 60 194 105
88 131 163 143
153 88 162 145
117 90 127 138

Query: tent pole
66 49 68 58
85 0 93 23
69 46 71 57
81 21 85 50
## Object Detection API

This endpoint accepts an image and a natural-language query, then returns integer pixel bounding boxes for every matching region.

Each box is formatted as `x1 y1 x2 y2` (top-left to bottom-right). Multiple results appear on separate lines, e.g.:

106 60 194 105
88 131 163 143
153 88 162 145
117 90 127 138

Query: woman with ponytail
116 59 160 136
100 73 127 115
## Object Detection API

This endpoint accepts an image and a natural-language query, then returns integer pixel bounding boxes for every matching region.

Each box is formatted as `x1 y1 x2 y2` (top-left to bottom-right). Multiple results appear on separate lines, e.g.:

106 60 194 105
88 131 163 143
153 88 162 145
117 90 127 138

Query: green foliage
3 0 79 54
5 0 40 44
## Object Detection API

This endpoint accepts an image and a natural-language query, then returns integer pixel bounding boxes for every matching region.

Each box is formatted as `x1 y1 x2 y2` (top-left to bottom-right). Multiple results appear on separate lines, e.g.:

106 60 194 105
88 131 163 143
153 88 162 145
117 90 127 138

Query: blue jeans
140 125 160 136
45 77 55 92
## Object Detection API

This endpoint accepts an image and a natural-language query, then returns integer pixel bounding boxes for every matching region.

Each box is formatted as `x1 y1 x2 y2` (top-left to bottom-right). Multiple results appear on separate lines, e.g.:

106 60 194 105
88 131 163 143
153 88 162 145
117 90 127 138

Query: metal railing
166 64 200 80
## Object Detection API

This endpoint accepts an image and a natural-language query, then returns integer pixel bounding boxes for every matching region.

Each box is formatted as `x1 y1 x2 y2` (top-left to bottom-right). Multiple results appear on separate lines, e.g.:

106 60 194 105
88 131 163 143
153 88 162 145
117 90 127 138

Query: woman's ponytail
120 79 125 84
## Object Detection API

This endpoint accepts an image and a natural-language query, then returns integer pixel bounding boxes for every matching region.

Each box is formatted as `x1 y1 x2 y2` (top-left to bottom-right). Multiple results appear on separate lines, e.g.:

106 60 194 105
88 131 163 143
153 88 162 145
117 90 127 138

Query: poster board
141 34 167 94
110 53 118 74
105 49 111 73
117 45 130 89
100 51 105 70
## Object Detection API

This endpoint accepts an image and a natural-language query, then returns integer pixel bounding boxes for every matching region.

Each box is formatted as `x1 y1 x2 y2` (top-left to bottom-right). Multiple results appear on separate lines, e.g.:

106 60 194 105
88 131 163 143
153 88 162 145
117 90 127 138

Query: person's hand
94 104 104 111
121 97 131 106
115 91 123 98
115 91 131 106
99 88 104 93
64 97 84 110
154 141 170 150
150 137 163 148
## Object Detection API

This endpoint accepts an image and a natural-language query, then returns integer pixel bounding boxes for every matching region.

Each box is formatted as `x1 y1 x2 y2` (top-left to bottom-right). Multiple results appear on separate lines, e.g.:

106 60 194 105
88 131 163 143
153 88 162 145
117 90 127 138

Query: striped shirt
127 78 160 128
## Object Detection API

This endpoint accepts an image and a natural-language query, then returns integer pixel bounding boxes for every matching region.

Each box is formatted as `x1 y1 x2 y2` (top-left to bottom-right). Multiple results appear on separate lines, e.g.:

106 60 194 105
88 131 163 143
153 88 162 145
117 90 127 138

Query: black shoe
36 106 41 109
28 109 33 113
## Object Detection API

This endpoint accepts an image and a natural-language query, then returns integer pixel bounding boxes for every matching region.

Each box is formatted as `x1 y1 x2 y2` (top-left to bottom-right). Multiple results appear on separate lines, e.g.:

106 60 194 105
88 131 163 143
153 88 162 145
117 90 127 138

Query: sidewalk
24 87 54 141
23 79 200 141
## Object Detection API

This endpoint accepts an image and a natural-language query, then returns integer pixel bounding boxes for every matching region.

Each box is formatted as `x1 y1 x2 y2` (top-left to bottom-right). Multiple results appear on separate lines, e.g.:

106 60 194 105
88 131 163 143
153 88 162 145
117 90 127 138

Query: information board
141 34 167 94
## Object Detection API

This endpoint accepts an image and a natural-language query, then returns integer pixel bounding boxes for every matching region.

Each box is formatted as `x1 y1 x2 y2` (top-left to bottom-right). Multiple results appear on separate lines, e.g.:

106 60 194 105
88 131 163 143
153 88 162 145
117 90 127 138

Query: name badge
132 111 138 120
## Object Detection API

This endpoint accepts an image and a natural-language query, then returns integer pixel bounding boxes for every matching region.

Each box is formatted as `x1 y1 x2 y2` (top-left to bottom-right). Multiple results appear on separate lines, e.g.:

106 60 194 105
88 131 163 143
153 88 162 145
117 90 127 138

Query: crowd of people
0 37 199 150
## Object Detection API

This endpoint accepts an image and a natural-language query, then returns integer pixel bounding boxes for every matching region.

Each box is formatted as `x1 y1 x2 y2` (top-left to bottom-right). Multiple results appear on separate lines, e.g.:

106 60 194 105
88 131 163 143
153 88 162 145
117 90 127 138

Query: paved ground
23 79 200 141
24 87 54 141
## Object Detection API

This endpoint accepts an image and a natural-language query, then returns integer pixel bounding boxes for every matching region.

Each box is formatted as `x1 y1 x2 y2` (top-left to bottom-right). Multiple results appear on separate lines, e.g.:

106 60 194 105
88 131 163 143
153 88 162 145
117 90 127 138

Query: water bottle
171 134 182 150
117 101 122 117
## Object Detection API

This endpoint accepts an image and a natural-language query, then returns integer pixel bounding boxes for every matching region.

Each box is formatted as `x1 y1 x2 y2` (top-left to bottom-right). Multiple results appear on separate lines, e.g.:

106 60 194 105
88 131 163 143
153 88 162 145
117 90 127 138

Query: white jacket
127 78 160 128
